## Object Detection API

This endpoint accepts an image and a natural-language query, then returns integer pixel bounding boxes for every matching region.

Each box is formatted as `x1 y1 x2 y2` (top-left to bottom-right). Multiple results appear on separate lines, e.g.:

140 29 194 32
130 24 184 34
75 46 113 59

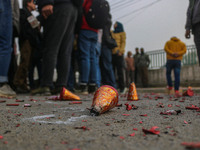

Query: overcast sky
19 0 194 54
108 0 194 53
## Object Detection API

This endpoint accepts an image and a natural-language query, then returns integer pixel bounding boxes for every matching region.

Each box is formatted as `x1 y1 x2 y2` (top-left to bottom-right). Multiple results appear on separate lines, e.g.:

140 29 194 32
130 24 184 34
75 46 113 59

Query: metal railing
147 45 197 69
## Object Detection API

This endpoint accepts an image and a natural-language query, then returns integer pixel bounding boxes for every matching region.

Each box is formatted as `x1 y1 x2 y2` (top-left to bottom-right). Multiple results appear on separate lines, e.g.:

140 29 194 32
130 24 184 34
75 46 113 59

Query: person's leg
100 45 116 88
166 60 173 88
14 40 32 90
174 60 181 91
116 55 125 92
126 70 130 87
42 3 77 88
0 0 16 97
0 0 12 84
193 23 200 65
95 42 101 88
143 67 149 87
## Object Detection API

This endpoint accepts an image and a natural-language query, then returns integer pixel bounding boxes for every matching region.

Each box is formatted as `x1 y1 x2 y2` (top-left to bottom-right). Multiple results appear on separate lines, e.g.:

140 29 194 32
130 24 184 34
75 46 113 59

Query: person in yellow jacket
164 36 187 97
112 21 126 93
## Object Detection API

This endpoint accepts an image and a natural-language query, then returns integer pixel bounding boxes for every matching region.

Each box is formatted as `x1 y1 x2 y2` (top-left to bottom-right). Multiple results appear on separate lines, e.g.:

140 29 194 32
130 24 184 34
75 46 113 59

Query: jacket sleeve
38 0 54 11
120 32 126 54
164 42 174 56
177 43 187 56
185 0 194 30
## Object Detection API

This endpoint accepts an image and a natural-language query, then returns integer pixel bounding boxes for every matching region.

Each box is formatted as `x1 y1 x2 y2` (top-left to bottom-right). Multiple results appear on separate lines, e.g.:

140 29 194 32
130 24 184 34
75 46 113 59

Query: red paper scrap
139 121 143 124
185 105 200 110
82 120 87 122
75 126 90 130
0 136 3 139
120 136 125 139
0 100 6 103
69 102 82 105
140 114 148 117
142 126 160 135
3 141 8 144
122 114 130 116
184 121 188 124
125 104 132 111
16 124 20 127
61 141 68 144
6 104 19 106
179 100 185 102
133 128 138 131
15 100 24 102
168 104 173 107
181 142 200 148
129 132 135 137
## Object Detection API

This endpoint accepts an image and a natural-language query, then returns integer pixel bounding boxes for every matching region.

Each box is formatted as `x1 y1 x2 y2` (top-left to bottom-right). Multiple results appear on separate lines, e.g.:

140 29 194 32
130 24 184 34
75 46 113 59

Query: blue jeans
166 60 181 91
0 0 12 83
96 42 101 87
78 30 97 85
100 45 116 88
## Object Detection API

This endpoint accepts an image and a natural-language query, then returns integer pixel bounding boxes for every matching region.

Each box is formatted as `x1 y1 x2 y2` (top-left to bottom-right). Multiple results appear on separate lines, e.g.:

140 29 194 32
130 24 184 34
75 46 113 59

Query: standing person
112 21 126 94
100 14 117 88
164 37 187 97
133 47 140 84
31 0 80 95
78 0 98 94
185 0 200 65
137 48 150 88
13 0 40 93
125 51 135 87
0 0 16 98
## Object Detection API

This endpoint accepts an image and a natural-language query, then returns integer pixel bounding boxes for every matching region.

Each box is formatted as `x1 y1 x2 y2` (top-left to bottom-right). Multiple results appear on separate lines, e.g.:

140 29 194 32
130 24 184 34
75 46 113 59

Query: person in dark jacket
32 0 80 95
100 14 117 88
13 0 41 93
185 0 200 65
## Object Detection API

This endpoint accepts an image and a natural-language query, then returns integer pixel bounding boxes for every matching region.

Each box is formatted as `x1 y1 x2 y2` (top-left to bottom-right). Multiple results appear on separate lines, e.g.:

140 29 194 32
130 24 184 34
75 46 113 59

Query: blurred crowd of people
0 0 199 98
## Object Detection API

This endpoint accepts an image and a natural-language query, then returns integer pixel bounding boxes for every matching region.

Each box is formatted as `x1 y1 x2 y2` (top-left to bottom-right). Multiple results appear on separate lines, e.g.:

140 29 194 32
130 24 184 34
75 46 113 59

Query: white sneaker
0 84 16 98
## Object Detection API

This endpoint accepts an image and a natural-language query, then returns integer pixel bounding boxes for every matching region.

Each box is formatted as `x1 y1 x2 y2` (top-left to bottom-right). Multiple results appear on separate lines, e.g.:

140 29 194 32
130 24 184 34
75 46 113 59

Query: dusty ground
0 91 200 150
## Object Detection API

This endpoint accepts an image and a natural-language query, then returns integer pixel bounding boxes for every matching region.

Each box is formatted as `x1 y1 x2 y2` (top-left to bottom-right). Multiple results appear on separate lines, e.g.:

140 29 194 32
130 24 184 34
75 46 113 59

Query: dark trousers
42 3 77 87
193 23 200 65
112 54 125 90
13 40 32 88
166 60 181 91
138 66 148 87
100 45 116 88
126 70 134 87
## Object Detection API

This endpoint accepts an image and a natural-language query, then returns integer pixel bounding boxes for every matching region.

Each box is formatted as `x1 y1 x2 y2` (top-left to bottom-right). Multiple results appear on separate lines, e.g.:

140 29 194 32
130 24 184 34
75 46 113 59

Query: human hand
173 53 179 57
185 29 191 39
42 5 53 19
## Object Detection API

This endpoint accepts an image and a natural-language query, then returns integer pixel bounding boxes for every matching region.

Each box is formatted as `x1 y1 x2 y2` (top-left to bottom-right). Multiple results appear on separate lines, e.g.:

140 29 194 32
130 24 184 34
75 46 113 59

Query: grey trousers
42 3 77 87
193 23 200 65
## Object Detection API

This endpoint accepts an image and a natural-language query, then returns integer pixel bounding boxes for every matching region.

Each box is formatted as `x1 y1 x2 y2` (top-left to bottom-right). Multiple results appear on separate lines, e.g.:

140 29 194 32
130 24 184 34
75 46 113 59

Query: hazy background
18 0 194 53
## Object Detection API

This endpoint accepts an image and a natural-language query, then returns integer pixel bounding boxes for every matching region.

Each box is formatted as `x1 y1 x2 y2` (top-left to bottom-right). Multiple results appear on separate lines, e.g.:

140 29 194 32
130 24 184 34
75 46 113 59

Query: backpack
85 0 110 29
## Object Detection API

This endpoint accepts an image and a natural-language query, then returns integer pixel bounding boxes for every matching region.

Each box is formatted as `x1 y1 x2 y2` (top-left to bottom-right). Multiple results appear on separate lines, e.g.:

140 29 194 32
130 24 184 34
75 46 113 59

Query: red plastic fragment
142 126 160 135
129 132 135 137
181 142 200 148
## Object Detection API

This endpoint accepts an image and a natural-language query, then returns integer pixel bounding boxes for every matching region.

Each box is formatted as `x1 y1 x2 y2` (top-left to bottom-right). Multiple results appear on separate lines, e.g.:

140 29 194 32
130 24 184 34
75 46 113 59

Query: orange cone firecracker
90 85 119 116
127 82 138 101
60 87 80 101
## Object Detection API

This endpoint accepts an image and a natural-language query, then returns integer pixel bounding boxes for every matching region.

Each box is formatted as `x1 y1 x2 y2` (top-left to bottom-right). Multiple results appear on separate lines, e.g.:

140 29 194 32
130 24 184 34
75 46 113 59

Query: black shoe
80 84 88 95
88 84 96 94
51 87 63 95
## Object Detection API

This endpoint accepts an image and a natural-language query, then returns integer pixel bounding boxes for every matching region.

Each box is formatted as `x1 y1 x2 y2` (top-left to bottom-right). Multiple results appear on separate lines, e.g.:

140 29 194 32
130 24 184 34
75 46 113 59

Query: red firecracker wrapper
6 104 19 106
90 85 118 116
181 142 200 148
0 100 6 103
182 87 194 97
142 126 160 135
60 87 80 101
